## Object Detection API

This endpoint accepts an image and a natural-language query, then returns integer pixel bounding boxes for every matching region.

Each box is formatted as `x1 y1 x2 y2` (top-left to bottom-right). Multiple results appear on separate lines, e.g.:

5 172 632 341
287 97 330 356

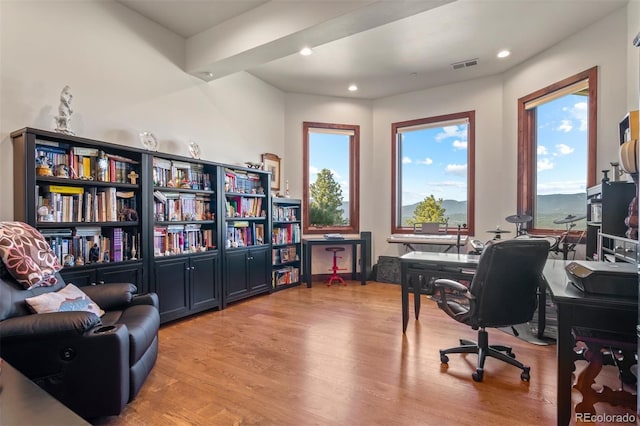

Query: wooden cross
128 170 140 185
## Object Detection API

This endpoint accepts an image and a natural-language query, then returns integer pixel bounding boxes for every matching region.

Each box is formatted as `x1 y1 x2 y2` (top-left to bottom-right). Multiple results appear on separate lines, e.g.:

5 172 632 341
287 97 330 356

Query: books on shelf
153 157 211 190
37 185 136 223
272 246 298 265
225 222 264 248
272 266 299 288
41 226 141 266
153 223 211 255
272 223 300 245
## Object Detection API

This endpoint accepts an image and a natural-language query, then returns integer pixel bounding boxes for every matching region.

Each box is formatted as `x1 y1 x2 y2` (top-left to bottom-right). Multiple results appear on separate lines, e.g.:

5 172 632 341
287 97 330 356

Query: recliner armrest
0 311 100 340
131 292 159 309
81 283 137 311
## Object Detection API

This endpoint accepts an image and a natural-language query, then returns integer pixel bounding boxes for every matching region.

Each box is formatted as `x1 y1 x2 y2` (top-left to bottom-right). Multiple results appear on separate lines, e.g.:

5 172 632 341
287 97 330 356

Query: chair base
439 329 531 382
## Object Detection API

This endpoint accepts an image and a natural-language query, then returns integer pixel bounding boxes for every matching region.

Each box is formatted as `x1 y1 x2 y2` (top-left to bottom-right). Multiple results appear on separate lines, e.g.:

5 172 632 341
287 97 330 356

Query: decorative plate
189 140 201 159
139 132 158 151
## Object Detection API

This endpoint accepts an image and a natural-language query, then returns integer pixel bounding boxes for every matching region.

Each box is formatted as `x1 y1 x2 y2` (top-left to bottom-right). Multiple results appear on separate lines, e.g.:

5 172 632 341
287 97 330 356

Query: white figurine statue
54 85 75 135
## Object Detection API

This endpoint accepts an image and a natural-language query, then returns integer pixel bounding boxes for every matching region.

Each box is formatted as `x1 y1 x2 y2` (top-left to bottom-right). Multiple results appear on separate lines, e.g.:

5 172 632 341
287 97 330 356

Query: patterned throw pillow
25 283 105 317
0 221 63 290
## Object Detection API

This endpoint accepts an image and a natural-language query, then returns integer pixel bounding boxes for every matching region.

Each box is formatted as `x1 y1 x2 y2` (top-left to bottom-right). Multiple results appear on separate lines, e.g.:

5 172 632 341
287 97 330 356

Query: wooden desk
399 251 479 333
400 250 549 336
544 259 638 426
0 359 90 425
302 237 367 287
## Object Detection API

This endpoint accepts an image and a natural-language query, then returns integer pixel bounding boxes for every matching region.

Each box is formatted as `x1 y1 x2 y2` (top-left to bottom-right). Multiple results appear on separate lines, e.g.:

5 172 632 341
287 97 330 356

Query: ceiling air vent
451 58 478 70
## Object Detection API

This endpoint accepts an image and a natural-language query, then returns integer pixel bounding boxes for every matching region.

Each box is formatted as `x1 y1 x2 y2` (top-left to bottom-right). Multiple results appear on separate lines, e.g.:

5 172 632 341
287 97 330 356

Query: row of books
273 206 299 222
41 227 140 266
225 195 264 218
153 157 212 190
37 185 136 223
225 222 265 248
153 224 215 256
36 142 138 184
272 223 301 245
224 168 262 194
153 191 213 222
272 266 300 288
272 246 298 265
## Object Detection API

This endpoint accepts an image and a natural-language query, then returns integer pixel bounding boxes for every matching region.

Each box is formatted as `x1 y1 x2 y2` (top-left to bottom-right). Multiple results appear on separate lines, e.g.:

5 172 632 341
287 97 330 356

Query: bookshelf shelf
12 127 145 291
271 197 301 290
12 127 276 323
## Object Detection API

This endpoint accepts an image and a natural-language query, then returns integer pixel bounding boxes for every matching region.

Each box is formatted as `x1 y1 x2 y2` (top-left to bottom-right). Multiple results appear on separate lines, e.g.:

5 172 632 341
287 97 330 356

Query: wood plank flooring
94 281 636 426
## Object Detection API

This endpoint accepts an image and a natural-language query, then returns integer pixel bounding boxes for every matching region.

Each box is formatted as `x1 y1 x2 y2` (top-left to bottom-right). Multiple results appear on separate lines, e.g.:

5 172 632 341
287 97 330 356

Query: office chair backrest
469 238 549 329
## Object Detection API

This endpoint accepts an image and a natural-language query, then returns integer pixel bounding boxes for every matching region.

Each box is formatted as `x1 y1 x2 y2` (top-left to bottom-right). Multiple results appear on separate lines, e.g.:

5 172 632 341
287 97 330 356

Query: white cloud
555 143 574 155
435 125 467 142
445 164 467 175
537 158 554 171
452 140 467 150
419 157 433 165
562 102 588 132
309 166 320 175
556 119 573 133
402 156 412 164
537 145 548 155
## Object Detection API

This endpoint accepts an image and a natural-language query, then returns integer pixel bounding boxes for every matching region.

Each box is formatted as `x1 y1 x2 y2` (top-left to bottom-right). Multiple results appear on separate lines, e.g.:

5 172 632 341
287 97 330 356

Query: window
391 111 475 235
517 67 597 234
303 122 359 234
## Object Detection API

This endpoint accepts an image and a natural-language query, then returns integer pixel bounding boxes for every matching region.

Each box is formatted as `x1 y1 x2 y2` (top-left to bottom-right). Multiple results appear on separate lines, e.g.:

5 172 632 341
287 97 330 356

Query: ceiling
116 0 628 100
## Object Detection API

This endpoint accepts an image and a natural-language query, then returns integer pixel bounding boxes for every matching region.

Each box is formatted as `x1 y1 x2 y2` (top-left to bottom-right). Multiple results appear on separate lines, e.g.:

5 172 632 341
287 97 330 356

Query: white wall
628 0 640 111
284 93 373 274
372 76 504 256
282 4 630 265
0 0 285 221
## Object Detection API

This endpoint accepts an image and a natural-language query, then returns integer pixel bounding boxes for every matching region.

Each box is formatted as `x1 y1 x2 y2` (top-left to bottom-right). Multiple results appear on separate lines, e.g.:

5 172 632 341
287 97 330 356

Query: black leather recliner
0 264 160 419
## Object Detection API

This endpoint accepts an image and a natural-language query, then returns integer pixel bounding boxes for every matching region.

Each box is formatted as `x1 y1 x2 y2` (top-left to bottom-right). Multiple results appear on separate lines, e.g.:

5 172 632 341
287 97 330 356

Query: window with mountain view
391 111 475 235
517 67 597 234
303 122 360 234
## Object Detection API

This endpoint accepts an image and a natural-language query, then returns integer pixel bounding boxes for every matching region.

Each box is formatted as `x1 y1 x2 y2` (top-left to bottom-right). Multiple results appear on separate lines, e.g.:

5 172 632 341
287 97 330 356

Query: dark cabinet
60 261 144 290
224 246 270 306
153 251 220 323
586 182 635 260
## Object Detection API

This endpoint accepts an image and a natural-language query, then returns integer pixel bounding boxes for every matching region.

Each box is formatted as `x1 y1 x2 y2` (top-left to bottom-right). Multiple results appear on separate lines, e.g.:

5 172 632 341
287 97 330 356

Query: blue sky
308 93 588 206
308 132 350 198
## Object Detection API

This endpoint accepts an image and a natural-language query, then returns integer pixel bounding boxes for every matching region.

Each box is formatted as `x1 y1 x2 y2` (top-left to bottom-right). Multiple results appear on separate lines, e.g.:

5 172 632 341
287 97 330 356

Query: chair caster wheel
440 353 449 364
521 368 530 382
472 370 483 382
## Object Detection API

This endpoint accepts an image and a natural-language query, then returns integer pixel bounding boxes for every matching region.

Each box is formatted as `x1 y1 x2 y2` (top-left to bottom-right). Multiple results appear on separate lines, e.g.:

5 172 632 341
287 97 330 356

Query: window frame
391 111 476 236
302 121 360 235
517 67 597 236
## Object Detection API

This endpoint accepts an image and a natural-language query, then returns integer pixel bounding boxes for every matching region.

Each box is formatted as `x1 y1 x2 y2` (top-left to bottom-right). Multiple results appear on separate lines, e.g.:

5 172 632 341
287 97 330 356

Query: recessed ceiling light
299 47 312 56
348 84 358 92
497 50 511 59
201 71 214 78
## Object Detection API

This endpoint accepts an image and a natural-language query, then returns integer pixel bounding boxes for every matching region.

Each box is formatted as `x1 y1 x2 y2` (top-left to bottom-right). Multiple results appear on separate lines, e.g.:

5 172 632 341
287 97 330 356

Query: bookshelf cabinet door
190 252 220 312
224 250 249 301
154 257 190 322
97 262 144 290
248 246 270 292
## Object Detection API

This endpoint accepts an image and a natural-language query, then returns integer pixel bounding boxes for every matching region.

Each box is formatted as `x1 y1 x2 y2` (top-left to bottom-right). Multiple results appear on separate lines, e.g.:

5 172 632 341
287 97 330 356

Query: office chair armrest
434 278 468 293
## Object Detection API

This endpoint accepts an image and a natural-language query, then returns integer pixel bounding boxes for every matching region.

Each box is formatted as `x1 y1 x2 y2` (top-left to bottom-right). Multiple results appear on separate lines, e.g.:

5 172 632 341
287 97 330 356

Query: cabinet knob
191 266 195 270
99 281 105 285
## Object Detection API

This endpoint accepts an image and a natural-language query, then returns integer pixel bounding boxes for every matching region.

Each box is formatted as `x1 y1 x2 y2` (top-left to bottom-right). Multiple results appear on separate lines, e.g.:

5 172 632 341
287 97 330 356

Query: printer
565 261 638 298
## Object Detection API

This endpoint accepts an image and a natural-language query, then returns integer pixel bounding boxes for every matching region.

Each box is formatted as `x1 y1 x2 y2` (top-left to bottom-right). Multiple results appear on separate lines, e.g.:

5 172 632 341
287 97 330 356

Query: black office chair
435 238 549 382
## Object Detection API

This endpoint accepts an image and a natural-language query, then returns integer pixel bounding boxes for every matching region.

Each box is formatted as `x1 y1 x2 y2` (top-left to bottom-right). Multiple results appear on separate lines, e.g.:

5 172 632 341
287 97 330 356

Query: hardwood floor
94 281 636 426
